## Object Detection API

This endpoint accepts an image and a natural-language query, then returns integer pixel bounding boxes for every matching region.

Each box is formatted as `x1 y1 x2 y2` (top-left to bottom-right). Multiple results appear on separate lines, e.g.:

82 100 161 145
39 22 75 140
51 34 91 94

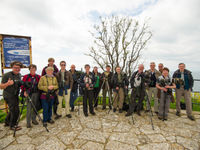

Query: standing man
173 63 195 120
146 62 161 114
80 64 96 117
41 58 59 119
126 64 145 116
102 65 113 110
56 61 73 119
93 66 102 109
22 64 41 128
0 61 23 130
112 66 129 113
158 63 164 73
69 64 80 112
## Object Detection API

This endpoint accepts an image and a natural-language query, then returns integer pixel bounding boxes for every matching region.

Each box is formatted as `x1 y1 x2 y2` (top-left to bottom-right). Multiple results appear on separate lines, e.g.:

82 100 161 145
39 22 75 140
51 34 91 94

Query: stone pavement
0 107 200 150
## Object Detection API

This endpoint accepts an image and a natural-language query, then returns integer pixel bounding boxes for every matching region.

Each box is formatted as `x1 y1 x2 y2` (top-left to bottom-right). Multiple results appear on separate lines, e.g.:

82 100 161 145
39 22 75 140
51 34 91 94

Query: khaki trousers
147 87 159 112
57 89 71 116
175 87 192 116
113 88 124 109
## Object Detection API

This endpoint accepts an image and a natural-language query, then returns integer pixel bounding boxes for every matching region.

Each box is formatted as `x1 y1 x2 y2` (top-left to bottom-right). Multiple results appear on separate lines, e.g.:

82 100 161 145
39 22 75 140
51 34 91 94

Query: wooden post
0 35 8 114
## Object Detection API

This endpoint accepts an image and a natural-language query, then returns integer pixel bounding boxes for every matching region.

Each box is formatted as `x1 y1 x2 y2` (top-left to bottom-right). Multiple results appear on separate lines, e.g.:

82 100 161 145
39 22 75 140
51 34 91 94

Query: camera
14 80 32 89
172 78 184 86
159 78 172 95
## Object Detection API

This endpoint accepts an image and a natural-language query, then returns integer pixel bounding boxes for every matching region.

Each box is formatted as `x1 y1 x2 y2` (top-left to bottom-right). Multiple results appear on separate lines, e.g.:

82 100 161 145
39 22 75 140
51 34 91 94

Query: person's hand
24 91 28 97
7 78 14 86
165 85 170 89
116 87 119 90
162 87 167 92
48 85 54 90
125 86 128 89
86 83 89 88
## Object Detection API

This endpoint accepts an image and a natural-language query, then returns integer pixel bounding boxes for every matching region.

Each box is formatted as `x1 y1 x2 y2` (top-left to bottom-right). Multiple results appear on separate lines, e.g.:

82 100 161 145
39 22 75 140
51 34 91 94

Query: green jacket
38 75 58 93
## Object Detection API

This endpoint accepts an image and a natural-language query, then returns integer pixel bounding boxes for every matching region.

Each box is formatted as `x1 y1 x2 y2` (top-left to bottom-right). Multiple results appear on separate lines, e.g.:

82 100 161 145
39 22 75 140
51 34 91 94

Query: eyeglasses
13 67 21 70
61 64 66 66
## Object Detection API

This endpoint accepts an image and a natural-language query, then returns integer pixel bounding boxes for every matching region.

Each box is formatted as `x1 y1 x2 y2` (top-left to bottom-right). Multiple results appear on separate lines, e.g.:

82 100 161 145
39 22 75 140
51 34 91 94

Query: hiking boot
55 114 62 120
66 114 72 118
137 111 141 116
48 120 55 124
113 108 117 112
188 115 195 121
27 123 32 128
90 112 96 116
84 113 88 117
71 107 74 112
32 120 39 125
158 116 163 120
119 109 123 113
102 106 106 110
109 105 112 110
176 111 181 117
125 112 132 117
43 122 47 127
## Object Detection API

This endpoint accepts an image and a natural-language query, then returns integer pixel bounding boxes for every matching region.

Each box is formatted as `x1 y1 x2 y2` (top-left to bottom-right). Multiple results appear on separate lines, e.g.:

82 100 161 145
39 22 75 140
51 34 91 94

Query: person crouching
38 67 58 127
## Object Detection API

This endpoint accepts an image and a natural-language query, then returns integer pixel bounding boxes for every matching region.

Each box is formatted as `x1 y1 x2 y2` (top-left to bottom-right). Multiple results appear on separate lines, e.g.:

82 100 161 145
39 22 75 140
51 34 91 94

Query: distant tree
86 16 152 78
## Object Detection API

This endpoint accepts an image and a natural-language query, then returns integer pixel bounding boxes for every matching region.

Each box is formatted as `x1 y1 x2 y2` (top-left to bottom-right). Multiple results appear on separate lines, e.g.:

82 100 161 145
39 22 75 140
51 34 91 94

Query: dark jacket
55 70 73 96
41 64 59 76
101 71 113 89
1 71 21 99
80 72 96 91
173 69 194 90
130 71 145 90
69 69 81 92
112 72 129 91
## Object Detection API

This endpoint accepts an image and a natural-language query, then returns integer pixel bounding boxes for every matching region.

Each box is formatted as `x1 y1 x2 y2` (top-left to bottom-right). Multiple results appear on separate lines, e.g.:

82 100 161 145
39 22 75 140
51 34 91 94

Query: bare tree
86 16 152 79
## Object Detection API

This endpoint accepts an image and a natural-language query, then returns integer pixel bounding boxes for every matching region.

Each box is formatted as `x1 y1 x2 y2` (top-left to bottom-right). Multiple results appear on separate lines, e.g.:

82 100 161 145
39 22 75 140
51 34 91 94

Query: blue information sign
2 36 31 68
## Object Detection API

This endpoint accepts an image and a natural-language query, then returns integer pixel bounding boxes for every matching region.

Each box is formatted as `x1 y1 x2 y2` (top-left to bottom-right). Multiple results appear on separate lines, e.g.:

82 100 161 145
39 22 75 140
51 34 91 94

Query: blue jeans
41 99 54 122
70 91 78 109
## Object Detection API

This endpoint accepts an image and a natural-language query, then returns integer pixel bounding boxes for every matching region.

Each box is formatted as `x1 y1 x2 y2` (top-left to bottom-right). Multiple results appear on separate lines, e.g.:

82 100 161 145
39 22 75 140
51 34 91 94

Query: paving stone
36 136 66 150
147 134 166 143
78 128 109 143
57 130 78 145
109 132 140 146
138 143 170 150
81 141 104 150
16 134 32 144
72 139 87 149
105 140 137 150
0 135 15 149
176 136 199 150
4 144 35 150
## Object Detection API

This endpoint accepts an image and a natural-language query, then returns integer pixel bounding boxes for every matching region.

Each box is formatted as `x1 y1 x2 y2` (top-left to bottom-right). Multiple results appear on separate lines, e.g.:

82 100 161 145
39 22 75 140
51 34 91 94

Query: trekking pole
27 95 49 132
108 89 119 114
106 81 113 113
93 79 105 107
13 97 26 137
145 90 154 130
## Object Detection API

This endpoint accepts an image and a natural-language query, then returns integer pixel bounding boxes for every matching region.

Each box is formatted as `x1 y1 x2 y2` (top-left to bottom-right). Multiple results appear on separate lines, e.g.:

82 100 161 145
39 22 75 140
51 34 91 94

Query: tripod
126 89 135 125
144 89 154 130
13 93 49 137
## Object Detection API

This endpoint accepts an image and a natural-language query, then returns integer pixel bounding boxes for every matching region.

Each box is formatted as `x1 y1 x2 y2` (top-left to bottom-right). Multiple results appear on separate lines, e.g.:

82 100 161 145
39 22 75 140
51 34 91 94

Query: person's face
116 67 121 73
12 65 21 74
71 65 75 71
106 67 111 72
60 63 66 70
150 63 155 70
85 66 90 72
138 65 144 72
162 70 169 77
179 64 185 72
46 69 53 75
48 61 54 66
30 67 36 75
94 67 98 73
158 64 163 71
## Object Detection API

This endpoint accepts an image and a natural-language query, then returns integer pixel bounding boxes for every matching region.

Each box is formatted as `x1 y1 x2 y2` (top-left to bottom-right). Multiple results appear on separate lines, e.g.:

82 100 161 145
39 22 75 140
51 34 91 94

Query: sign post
0 34 32 114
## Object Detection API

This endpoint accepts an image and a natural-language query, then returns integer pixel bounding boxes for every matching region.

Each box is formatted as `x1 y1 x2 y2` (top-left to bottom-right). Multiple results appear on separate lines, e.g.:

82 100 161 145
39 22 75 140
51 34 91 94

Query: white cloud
0 0 199 76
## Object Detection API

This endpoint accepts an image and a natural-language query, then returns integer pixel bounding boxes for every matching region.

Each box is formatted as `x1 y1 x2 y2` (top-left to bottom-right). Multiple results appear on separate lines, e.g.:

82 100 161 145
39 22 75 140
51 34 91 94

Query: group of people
0 58 195 131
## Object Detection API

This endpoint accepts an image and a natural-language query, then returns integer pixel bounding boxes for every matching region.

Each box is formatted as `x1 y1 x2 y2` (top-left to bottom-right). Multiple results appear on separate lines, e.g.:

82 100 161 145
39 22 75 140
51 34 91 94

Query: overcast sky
0 0 199 75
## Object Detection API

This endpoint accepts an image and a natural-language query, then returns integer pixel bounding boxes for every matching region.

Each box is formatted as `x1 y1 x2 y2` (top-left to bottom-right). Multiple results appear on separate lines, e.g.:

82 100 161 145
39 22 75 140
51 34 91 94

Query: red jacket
21 74 41 92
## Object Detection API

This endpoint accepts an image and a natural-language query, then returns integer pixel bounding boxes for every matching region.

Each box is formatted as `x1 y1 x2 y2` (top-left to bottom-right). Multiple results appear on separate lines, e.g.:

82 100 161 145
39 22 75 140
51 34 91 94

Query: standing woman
38 67 58 127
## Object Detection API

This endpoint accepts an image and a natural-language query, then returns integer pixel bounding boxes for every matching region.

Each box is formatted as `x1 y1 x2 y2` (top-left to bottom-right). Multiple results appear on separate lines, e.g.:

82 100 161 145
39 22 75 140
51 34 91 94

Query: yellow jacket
38 75 58 93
